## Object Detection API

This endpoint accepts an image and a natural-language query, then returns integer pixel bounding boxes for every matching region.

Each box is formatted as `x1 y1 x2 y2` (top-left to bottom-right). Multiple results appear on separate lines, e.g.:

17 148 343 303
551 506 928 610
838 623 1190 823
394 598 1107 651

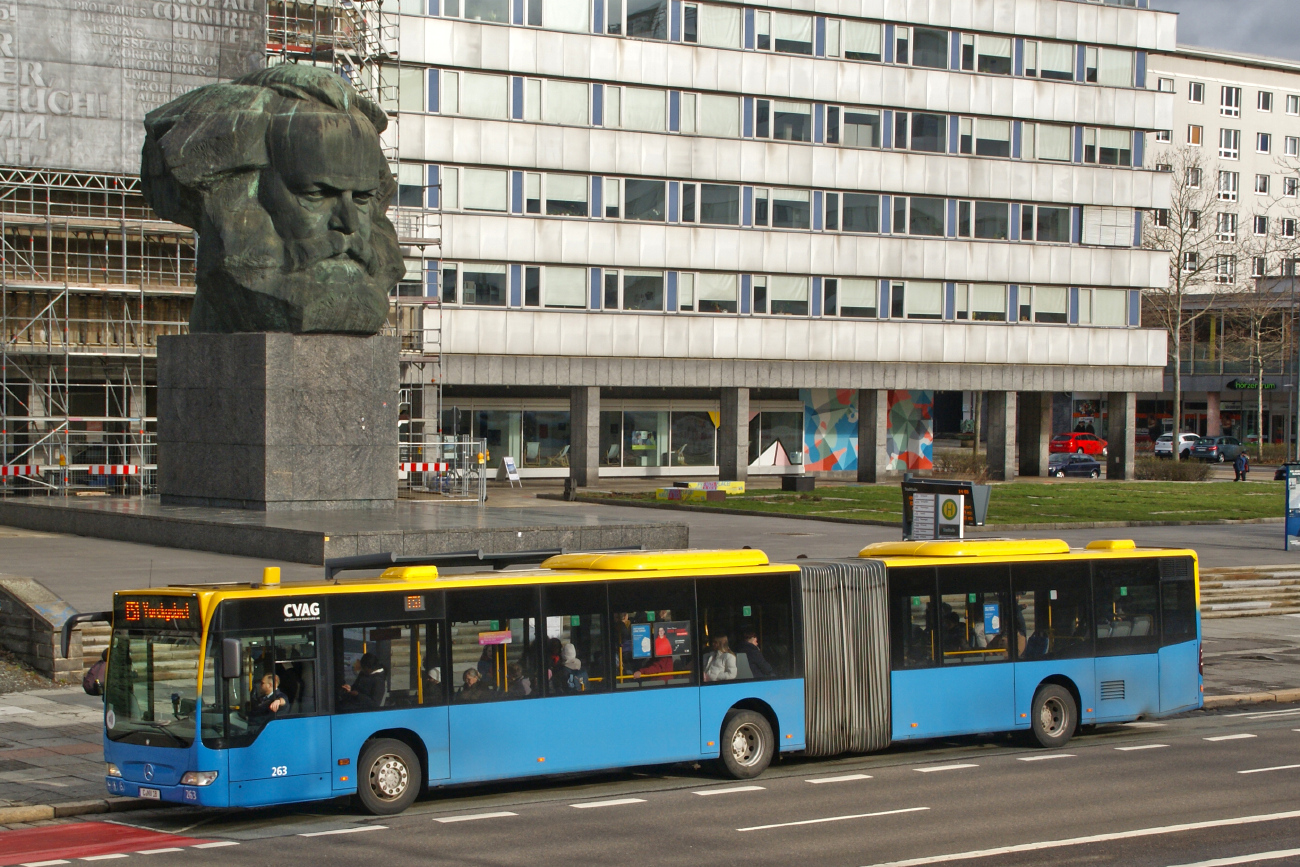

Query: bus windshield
105 595 204 749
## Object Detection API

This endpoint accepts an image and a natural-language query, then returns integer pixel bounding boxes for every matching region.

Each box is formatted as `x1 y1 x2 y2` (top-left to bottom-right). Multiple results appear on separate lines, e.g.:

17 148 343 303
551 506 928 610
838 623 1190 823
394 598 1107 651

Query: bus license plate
139 787 160 800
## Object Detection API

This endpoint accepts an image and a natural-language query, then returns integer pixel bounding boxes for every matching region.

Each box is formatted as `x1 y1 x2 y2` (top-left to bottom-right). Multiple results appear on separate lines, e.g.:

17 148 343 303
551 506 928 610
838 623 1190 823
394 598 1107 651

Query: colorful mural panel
801 389 858 472
887 390 934 470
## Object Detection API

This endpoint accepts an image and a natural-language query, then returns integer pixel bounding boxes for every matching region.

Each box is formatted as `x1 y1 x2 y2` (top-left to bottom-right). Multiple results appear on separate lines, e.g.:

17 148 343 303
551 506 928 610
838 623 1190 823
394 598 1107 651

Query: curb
546 494 1288 531
0 796 168 826
1202 688 1300 709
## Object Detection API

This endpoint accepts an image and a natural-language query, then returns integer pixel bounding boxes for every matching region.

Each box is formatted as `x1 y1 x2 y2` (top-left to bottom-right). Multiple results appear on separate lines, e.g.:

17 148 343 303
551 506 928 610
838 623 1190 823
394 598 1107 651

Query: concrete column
1206 391 1221 437
856 389 890 483
1016 392 1053 477
986 391 1017 481
1106 391 1137 480
569 386 600 487
719 387 749 482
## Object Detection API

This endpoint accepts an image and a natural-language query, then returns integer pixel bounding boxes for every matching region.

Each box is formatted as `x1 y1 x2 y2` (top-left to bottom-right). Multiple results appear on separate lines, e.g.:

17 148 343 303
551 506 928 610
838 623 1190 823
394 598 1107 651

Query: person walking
1233 450 1248 482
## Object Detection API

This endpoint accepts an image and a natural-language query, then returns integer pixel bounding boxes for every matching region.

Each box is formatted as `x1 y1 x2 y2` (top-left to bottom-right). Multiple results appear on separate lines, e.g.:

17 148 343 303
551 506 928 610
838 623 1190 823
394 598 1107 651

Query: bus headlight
180 771 219 787
106 764 121 777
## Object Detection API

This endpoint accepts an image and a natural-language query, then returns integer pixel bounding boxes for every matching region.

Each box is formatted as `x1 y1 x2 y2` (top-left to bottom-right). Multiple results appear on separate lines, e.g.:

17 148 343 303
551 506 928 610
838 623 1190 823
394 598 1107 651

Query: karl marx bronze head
141 65 405 334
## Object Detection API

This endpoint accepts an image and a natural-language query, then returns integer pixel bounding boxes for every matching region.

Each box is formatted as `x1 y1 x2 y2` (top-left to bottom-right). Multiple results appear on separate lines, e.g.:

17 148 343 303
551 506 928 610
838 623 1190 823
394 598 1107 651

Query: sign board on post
502 456 521 488
937 494 964 539
1286 465 1300 550
902 480 989 540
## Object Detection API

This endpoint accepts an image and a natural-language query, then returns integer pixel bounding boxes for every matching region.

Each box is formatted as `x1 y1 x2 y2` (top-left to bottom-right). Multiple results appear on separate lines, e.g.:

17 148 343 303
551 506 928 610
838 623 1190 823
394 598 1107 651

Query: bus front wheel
1031 685 1076 749
357 738 421 815
719 710 774 779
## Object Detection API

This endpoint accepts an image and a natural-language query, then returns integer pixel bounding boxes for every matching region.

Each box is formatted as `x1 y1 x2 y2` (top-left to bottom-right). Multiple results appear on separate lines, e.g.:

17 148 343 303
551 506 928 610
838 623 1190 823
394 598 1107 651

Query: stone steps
1200 567 1300 618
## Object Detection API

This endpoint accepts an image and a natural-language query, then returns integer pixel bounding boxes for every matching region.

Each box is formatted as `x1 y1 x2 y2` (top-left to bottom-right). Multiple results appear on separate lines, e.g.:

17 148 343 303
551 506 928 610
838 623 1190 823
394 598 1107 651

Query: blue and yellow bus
84 539 1200 814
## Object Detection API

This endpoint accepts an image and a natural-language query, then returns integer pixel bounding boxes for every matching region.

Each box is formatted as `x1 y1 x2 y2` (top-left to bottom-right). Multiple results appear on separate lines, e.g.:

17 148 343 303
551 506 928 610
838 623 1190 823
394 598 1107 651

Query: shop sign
1227 379 1277 390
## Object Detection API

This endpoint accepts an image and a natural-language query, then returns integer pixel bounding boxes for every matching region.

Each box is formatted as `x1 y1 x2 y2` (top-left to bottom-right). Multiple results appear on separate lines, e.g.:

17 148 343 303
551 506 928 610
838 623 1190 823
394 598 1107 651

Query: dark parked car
1276 462 1299 481
1190 436 1244 463
1048 453 1102 478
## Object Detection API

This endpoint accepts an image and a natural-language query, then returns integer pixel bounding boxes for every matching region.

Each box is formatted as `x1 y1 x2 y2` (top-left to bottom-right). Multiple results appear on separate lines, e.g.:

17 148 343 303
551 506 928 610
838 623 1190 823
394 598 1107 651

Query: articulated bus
83 539 1201 815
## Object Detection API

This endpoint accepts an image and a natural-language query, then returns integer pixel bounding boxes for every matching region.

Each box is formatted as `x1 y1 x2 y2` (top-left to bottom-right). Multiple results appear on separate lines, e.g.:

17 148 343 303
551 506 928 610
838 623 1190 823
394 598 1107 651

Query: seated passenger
248 673 289 724
339 653 386 709
506 662 532 697
457 667 494 702
737 629 776 679
632 655 676 680
703 635 738 682
552 643 587 694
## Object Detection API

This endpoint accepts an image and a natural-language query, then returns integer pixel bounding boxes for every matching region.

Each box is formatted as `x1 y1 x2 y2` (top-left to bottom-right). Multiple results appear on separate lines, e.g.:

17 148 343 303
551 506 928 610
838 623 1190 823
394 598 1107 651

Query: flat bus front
102 591 227 805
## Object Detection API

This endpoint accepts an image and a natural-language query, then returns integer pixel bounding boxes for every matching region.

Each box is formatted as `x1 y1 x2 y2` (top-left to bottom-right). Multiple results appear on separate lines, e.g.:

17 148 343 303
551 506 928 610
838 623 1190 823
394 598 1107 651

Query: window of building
1255 174 1270 196
448 588 539 701
603 269 665 311
610 580 694 688
1185 167 1202 189
1252 257 1267 278
840 192 880 233
974 118 1011 157
754 10 812 55
1181 251 1198 273
1221 85 1241 117
1285 177 1299 198
1287 137 1300 158
893 25 910 64
450 0 509 23
688 272 737 313
1032 285 1069 324
1151 208 1169 228
1187 124 1202 147
1218 171 1239 202
825 277 877 318
753 275 809 316
975 34 1012 75
461 168 508 212
455 262 507 306
1189 81 1204 103
1188 210 1200 230
1028 123 1072 161
1024 205 1071 243
973 201 1009 240
907 197 946 236
1288 94 1300 115
892 281 943 320
681 2 740 47
1082 128 1132 166
696 94 740 138
608 86 666 131
1093 288 1127 325
1284 219 1298 239
1215 255 1236 285
1086 46 1133 87
395 164 428 208
960 283 1006 322
909 113 947 152
623 179 665 221
1218 128 1240 159
1257 132 1272 154
769 188 810 229
828 107 881 148
1093 560 1161 656
1021 40 1074 81
619 0 667 39
1154 129 1171 143
1216 212 1237 242
540 173 588 216
522 0 589 30
843 20 882 61
696 183 741 225
1011 562 1092 661
910 27 949 69
1157 77 1174 94
1258 91 1274 112
523 265 586 308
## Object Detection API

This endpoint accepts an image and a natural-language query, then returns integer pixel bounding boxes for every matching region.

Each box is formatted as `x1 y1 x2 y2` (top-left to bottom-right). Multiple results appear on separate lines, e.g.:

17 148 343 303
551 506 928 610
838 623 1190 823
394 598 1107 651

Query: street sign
902 479 990 540
1286 465 1300 550
906 492 966 541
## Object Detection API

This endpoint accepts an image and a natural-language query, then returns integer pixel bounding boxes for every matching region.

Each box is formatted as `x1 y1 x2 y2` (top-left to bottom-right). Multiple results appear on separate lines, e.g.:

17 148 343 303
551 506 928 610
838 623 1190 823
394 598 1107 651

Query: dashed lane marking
571 798 646 809
694 785 765 796
136 850 183 855
21 861 69 867
189 842 238 849
1205 734 1258 742
807 773 873 783
1017 754 1074 762
738 806 930 832
78 856 127 862
914 764 978 773
298 826 388 837
1165 847 1300 866
1116 744 1170 751
434 812 517 823
1239 764 1300 775
1122 722 1166 728
1226 708 1300 718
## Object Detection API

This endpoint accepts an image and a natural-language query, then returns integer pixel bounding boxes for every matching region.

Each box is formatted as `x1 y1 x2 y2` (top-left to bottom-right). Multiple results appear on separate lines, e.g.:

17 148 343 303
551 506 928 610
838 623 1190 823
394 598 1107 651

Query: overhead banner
2 0 264 173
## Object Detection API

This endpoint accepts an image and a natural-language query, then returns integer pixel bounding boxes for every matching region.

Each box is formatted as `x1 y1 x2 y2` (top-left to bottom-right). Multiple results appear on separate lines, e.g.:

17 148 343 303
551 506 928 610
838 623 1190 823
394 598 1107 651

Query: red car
1049 432 1108 456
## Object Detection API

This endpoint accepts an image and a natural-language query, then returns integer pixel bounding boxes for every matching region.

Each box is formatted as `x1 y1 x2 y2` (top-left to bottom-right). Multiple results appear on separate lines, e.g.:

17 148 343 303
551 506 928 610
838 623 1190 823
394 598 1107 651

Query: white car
1153 432 1201 459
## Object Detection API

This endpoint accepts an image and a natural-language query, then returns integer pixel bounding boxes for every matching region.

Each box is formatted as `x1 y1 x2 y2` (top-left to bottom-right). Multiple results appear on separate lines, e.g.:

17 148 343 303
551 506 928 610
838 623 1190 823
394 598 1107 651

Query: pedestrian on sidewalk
1234 451 1248 482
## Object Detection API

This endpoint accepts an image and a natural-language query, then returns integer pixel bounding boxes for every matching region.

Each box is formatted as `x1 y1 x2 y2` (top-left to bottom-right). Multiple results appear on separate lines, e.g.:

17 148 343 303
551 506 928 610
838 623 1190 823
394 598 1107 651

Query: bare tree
1142 146 1234 460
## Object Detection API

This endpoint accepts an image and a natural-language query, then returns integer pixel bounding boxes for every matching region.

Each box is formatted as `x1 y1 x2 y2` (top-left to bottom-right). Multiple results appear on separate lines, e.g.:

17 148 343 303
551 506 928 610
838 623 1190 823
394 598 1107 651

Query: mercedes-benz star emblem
143 763 155 782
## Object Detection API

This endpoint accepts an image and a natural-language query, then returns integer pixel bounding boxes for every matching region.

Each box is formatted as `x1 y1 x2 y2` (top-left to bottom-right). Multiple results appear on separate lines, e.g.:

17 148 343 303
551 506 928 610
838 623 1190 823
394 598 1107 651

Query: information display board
902 479 989 540
1286 465 1300 550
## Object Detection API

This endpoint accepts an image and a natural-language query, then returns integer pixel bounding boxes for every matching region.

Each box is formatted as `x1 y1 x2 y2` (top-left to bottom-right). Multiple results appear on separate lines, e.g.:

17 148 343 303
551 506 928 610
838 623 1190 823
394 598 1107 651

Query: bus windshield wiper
133 720 186 747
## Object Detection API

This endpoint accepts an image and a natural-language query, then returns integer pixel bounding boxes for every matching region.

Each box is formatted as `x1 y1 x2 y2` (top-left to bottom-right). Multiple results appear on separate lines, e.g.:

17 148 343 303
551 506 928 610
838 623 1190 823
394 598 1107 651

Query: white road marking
694 785 765 796
1017 754 1074 762
79 856 128 862
807 773 873 784
856 808 1300 867
915 764 978 773
190 842 240 848
1205 734 1257 742
571 798 646 809
1227 708 1300 718
1121 722 1166 728
1239 764 1300 775
21 861 70 866
136 849 184 854
434 812 517 823
1116 744 1169 751
738 806 929 832
0 706 34 715
298 826 388 837
1166 848 1300 866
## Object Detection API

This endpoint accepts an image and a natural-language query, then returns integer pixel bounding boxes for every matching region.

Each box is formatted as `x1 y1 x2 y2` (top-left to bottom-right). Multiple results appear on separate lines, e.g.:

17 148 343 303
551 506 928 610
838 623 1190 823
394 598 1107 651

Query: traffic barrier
400 462 449 472
80 465 139 475
0 465 41 477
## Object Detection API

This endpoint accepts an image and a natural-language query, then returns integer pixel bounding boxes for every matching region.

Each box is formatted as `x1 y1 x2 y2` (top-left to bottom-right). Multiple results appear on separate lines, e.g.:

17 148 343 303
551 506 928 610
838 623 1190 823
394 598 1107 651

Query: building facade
1145 46 1300 445
398 0 1173 480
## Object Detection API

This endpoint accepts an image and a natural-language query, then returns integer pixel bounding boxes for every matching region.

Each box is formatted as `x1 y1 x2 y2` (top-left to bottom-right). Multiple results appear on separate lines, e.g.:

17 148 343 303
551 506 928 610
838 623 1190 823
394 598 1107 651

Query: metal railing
399 436 488 502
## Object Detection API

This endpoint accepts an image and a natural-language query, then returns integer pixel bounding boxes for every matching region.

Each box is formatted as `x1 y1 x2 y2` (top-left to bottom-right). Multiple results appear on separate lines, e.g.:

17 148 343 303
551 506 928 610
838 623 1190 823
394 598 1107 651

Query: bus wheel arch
356 729 427 815
718 700 777 780
1030 678 1079 749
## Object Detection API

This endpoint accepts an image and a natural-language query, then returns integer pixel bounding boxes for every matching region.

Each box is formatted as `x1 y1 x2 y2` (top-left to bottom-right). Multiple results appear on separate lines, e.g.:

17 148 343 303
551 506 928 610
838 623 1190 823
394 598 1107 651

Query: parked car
1190 436 1244 463
1048 453 1102 478
1049 432 1109 456
1275 462 1299 481
1154 432 1201 459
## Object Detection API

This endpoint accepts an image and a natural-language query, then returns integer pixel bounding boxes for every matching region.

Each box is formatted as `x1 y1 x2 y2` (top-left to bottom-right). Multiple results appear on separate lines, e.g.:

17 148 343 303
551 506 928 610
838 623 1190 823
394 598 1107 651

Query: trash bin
781 475 815 492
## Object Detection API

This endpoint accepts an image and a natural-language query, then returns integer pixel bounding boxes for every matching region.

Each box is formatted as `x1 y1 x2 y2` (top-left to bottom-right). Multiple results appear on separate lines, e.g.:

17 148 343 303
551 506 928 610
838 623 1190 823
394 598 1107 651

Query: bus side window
608 579 696 689
540 583 609 696
697 573 796 681
937 565 1011 665
1094 559 1161 656
1010 562 1092 661
447 587 540 703
1160 566 1196 645
889 567 937 670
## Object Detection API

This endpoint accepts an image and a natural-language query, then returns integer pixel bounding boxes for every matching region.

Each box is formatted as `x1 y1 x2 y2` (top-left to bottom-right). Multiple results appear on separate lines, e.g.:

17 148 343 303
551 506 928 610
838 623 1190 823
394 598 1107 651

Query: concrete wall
0 575 82 683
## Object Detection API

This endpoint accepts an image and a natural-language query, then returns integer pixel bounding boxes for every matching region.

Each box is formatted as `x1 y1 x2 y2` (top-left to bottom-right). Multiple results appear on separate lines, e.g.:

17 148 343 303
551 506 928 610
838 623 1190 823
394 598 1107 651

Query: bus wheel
719 710 774 779
1031 685 1076 749
357 738 421 815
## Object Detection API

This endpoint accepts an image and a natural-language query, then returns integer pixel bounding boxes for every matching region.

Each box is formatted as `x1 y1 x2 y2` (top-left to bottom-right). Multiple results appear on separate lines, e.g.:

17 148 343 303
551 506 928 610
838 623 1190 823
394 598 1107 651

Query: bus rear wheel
357 738 421 815
719 710 774 779
1031 685 1076 749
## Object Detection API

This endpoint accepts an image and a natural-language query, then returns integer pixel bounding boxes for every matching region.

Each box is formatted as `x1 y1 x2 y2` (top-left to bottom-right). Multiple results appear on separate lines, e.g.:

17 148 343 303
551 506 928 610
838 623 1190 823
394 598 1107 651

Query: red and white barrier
85 465 139 475
0 465 40 477
400 462 449 472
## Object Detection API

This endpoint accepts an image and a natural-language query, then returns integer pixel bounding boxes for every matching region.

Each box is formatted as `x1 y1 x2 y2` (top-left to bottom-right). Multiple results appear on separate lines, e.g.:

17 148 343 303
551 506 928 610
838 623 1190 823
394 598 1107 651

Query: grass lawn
588 480 1285 525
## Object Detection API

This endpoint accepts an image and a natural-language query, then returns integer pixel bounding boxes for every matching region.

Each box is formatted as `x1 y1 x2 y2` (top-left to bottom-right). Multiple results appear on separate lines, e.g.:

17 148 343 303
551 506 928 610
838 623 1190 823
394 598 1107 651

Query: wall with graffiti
799 389 934 472
886 390 934 470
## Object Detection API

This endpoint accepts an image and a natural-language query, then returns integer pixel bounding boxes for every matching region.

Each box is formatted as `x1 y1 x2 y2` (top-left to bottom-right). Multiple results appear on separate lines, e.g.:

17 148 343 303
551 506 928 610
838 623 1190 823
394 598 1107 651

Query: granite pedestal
157 333 398 511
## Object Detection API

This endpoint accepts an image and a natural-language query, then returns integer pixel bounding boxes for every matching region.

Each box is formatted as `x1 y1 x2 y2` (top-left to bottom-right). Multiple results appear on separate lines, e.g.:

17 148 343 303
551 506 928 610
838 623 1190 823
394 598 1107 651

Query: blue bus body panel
330 707 450 791
697 679 806 755
1159 639 1202 713
226 716 333 807
1095 654 1161 722
103 737 229 808
448 689 699 784
890 666 1014 740
1012 658 1096 727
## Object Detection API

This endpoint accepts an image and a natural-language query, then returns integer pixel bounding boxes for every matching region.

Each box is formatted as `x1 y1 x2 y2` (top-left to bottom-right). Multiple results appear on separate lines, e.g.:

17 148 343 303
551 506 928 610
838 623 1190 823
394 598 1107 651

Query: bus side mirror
222 638 242 679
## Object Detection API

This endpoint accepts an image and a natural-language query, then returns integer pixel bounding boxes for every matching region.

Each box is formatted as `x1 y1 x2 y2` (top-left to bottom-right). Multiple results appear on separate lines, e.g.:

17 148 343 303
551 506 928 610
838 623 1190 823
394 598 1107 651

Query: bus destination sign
118 595 200 629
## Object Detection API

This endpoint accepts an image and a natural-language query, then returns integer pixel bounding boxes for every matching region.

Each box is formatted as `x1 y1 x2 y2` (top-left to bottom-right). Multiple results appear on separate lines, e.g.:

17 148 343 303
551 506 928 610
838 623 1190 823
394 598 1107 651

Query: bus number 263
271 766 288 777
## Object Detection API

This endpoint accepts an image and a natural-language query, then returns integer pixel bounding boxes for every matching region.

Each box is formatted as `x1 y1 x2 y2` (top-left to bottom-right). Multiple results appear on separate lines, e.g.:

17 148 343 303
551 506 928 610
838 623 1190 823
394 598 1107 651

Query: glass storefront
748 410 803 465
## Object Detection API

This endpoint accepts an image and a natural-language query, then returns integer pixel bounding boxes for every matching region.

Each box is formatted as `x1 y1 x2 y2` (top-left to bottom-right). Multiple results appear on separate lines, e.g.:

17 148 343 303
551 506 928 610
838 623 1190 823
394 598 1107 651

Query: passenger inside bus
456 667 494 702
339 653 387 709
